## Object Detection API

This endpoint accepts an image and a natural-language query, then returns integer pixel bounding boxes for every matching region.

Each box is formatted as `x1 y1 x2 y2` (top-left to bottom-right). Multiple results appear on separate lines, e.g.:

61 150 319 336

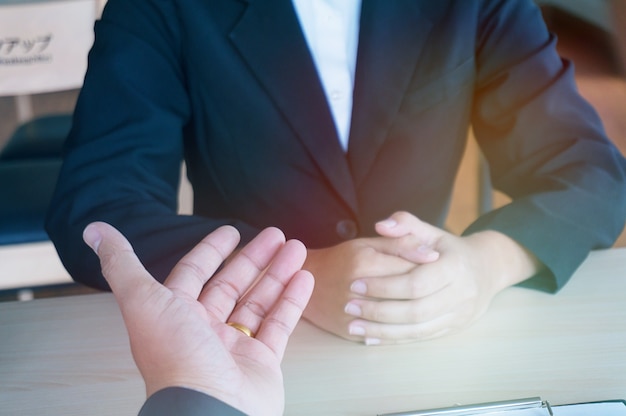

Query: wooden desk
1 248 625 416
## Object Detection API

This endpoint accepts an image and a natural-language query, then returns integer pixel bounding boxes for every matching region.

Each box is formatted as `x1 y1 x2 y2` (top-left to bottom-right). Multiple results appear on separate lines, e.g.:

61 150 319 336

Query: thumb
374 212 440 263
83 222 155 305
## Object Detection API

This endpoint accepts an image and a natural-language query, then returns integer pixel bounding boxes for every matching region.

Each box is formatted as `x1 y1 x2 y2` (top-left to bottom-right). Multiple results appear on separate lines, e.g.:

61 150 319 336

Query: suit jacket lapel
348 1 433 186
229 0 359 213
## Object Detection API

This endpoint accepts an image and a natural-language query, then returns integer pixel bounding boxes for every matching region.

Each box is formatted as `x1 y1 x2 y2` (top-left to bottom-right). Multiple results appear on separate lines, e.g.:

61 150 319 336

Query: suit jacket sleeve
464 0 626 291
138 387 246 416
44 0 263 289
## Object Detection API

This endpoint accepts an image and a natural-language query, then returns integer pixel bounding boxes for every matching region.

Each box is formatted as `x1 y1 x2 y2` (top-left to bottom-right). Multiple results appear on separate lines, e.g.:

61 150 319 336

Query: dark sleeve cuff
139 387 246 416
462 207 565 293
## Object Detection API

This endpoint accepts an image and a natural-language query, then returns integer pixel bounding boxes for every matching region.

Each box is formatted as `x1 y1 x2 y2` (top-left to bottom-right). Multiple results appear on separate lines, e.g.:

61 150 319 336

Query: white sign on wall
0 0 96 96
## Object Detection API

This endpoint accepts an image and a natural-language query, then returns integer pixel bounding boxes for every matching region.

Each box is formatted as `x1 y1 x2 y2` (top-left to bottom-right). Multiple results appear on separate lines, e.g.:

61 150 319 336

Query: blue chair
0 114 70 245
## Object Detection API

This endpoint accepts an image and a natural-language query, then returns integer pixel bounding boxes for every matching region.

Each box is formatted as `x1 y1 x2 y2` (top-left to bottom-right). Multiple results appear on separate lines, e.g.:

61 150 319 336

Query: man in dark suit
47 0 626 344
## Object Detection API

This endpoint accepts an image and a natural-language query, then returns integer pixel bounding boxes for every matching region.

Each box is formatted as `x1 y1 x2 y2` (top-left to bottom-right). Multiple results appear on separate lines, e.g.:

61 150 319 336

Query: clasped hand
303 211 538 345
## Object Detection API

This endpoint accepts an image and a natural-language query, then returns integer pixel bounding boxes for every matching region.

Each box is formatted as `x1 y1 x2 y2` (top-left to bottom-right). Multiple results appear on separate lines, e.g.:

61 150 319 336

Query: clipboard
378 397 626 416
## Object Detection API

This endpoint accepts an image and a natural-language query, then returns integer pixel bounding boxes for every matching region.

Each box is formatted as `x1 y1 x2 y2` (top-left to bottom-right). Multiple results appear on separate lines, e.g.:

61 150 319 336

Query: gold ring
227 322 254 338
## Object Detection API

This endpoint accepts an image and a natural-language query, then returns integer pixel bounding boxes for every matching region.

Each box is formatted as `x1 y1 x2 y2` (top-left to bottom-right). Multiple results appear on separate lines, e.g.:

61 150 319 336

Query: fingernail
365 338 381 346
418 245 439 260
344 302 362 317
350 280 367 295
376 218 397 228
349 324 366 336
83 225 102 253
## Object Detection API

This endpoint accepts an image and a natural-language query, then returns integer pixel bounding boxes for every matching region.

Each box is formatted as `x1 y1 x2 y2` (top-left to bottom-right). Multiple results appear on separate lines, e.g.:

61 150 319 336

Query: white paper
476 409 547 416
552 402 626 416
380 401 626 416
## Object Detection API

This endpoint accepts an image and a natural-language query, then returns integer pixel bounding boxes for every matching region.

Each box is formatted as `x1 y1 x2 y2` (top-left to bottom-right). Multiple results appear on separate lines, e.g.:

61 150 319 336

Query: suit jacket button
336 220 358 240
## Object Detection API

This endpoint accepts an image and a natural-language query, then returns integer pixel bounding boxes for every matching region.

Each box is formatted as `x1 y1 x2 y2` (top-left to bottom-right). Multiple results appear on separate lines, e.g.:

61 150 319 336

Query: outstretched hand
83 222 314 416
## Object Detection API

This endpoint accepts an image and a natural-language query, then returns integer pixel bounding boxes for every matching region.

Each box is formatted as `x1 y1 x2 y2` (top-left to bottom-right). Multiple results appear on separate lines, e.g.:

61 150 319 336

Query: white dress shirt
291 0 362 151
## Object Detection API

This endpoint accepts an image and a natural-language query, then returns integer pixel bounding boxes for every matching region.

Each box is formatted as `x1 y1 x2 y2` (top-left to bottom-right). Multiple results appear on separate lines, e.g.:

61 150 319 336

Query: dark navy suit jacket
139 388 244 416
46 0 626 291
